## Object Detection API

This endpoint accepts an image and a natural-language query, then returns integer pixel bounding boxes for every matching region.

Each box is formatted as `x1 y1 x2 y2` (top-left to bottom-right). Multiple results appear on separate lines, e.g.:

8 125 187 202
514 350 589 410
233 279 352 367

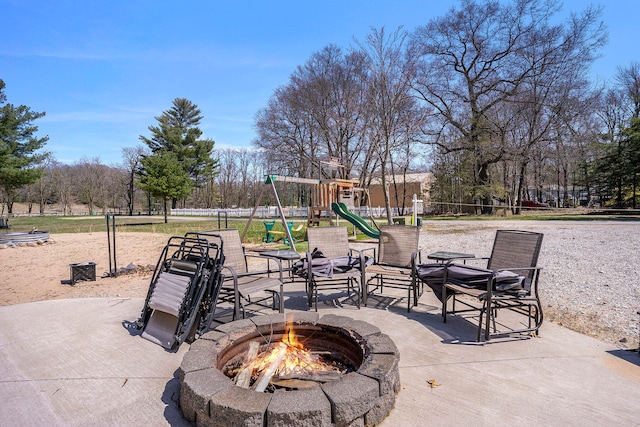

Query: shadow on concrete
607 349 640 367
162 369 191 426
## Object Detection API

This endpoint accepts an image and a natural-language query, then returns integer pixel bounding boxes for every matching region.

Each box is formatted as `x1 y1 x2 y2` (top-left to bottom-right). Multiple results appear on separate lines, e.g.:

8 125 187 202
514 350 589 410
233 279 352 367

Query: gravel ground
415 219 640 349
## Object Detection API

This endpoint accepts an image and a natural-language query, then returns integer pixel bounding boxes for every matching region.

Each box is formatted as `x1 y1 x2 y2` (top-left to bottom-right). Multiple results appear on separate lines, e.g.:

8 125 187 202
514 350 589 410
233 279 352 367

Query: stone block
365 333 399 356
208 385 272 427
266 388 331 427
200 330 230 345
179 347 219 382
180 368 233 423
357 353 400 396
215 318 257 341
250 314 288 334
284 311 319 325
364 392 396 426
317 315 380 339
321 372 379 426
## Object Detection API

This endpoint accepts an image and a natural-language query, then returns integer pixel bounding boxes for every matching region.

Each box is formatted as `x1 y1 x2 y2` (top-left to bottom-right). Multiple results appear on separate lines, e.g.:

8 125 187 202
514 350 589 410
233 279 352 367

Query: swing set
241 173 363 246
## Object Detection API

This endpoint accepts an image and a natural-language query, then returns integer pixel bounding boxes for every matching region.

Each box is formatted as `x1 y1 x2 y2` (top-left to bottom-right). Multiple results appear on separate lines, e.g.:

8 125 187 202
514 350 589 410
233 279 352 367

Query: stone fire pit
179 312 400 427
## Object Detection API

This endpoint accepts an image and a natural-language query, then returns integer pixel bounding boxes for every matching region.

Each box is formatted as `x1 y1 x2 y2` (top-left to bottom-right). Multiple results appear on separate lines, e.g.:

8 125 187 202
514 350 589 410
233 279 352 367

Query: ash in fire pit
179 312 400 427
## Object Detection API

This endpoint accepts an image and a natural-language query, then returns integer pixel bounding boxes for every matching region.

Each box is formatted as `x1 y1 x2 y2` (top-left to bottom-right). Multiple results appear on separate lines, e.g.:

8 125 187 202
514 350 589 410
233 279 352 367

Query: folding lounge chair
137 235 223 349
364 225 421 312
298 226 371 311
184 232 225 335
418 229 544 342
196 229 285 321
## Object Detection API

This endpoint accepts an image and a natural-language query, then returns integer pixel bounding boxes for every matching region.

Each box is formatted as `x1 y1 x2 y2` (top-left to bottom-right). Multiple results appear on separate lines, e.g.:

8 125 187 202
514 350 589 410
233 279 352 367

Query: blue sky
1 1 638 165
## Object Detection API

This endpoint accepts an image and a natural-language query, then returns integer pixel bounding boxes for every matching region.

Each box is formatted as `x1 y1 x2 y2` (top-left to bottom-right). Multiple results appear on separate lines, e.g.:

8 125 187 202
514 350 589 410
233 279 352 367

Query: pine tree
139 98 218 198
0 79 49 213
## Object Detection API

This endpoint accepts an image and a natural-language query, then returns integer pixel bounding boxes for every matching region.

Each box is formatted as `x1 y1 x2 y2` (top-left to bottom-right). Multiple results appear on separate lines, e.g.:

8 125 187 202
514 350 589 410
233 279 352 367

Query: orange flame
246 321 341 379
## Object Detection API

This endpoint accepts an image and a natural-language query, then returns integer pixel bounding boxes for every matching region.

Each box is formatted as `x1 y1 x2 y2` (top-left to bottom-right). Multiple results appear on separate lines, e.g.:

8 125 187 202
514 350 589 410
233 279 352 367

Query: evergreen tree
139 98 218 206
137 150 193 223
592 118 640 208
0 79 49 213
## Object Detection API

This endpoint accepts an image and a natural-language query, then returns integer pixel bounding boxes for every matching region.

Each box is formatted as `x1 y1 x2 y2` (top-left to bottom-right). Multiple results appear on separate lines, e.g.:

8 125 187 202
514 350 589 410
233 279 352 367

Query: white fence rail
170 206 417 218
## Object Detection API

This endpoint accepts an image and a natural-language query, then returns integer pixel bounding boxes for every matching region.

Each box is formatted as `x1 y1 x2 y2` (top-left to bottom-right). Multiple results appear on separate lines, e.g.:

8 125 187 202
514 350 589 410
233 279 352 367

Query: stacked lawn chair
137 235 224 349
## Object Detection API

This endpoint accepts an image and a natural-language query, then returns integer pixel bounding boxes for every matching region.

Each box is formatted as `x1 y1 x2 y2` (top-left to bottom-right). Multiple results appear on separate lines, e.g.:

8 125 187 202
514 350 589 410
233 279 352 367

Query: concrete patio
1 283 639 426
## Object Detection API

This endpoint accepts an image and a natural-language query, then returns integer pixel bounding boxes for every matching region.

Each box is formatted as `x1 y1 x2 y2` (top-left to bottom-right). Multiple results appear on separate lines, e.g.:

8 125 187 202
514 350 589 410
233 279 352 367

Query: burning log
225 321 352 392
252 345 287 392
236 341 260 389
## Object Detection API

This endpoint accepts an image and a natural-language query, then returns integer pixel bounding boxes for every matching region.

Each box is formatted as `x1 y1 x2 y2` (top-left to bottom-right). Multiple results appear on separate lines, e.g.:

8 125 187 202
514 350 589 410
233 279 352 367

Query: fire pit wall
179 312 401 427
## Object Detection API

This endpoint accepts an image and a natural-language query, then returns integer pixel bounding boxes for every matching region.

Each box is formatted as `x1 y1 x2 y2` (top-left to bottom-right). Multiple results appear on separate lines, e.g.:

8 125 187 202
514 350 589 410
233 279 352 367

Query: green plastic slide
331 202 380 239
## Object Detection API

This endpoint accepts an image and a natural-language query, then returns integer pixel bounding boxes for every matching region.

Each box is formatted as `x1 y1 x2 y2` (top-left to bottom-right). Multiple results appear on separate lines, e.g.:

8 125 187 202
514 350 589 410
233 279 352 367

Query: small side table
258 250 301 261
256 249 301 282
427 251 475 263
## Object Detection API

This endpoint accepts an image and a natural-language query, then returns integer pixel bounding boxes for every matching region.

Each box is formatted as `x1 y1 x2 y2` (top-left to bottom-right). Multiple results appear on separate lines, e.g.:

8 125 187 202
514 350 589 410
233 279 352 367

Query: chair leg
485 301 492 341
307 279 313 308
477 299 490 342
442 284 448 322
314 284 318 312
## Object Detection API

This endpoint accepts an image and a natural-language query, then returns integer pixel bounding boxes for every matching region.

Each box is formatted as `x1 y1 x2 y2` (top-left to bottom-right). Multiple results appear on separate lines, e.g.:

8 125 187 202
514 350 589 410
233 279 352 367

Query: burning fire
252 325 340 377
232 322 343 391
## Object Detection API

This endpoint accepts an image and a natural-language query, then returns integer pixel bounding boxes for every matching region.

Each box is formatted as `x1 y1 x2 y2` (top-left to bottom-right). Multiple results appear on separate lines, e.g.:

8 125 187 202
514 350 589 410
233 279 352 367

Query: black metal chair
421 230 544 342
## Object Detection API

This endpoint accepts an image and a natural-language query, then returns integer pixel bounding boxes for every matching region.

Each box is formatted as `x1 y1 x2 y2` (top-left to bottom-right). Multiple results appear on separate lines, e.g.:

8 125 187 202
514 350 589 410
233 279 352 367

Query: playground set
251 174 375 246
243 160 380 246
246 160 423 246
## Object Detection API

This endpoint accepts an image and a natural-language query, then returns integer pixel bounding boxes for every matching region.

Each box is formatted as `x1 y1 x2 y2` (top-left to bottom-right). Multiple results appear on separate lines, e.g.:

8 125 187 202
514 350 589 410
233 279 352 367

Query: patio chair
298 226 371 311
137 235 223 349
419 229 544 342
364 225 421 312
194 229 285 321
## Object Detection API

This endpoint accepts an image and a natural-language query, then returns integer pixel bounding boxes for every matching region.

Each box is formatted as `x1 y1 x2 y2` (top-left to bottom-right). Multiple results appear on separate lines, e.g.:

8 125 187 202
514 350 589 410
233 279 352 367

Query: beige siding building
366 173 433 212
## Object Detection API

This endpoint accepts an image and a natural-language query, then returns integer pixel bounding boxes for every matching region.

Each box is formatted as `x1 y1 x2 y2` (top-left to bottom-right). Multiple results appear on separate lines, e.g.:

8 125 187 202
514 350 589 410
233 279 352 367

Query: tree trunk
477 162 492 214
515 161 528 215
163 198 168 224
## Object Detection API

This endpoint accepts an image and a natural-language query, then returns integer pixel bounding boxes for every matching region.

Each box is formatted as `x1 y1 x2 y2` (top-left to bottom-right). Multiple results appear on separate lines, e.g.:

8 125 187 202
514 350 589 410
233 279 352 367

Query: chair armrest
409 250 426 277
221 265 243 319
243 253 284 282
485 266 543 293
348 248 369 272
354 246 377 260
349 247 373 259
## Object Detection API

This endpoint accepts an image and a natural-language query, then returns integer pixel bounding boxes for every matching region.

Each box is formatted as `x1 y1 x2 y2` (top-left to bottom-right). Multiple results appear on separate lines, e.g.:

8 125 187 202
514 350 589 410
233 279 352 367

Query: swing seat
262 221 299 246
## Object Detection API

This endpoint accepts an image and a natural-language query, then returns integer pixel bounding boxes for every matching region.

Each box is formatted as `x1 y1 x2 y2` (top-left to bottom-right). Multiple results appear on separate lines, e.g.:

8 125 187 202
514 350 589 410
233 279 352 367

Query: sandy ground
0 232 169 305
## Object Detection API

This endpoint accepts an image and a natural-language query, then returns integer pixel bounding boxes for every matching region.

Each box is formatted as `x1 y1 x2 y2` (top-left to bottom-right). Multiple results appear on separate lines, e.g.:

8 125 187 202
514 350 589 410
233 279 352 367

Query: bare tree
122 146 146 215
409 0 606 213
255 45 371 182
357 26 427 222
50 160 75 215
615 61 640 119
73 158 106 214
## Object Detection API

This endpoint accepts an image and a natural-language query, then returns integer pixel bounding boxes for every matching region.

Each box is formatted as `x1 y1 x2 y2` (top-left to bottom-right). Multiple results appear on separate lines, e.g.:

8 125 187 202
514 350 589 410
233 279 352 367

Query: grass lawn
4 209 637 252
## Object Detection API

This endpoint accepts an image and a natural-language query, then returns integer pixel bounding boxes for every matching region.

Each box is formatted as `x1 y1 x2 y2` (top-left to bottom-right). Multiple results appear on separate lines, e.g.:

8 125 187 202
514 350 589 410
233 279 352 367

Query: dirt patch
0 232 168 306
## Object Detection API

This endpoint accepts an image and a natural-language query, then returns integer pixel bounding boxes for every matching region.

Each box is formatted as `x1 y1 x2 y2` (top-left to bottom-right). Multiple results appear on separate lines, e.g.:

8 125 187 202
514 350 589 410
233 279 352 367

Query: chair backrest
487 230 543 279
377 225 420 267
196 229 248 274
307 226 349 259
